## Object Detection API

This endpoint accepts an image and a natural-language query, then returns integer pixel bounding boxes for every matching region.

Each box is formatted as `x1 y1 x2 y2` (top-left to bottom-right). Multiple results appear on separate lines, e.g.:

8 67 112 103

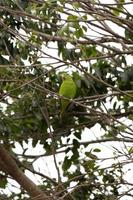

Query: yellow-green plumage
59 74 76 117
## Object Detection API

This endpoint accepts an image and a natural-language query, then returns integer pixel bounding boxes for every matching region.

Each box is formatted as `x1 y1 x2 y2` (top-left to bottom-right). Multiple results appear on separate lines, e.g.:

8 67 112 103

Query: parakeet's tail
59 111 64 124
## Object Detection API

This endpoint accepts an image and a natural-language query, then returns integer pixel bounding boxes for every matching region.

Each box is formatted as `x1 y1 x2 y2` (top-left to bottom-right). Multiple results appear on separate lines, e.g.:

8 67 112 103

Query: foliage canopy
0 0 133 199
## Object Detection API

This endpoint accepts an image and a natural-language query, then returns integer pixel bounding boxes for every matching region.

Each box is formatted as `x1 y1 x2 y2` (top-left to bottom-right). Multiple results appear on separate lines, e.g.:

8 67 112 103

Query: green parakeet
59 73 77 118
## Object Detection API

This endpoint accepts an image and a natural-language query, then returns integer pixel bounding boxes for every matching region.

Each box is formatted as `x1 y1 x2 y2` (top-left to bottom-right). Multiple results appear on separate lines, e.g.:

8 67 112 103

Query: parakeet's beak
62 75 66 80
60 74 64 80
60 73 67 80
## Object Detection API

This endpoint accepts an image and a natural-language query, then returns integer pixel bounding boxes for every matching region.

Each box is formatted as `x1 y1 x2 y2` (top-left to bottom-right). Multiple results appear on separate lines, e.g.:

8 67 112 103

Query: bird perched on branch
59 73 77 119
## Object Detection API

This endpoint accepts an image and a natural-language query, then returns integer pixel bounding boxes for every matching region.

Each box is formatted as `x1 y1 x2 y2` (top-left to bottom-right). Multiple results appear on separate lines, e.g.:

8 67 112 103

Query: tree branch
0 144 50 200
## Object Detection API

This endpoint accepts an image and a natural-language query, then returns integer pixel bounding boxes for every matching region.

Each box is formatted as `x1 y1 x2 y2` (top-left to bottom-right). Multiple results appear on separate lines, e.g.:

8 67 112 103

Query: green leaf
0 175 7 189
75 27 84 39
67 15 78 22
93 148 101 153
85 151 97 159
62 156 71 171
129 147 133 154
